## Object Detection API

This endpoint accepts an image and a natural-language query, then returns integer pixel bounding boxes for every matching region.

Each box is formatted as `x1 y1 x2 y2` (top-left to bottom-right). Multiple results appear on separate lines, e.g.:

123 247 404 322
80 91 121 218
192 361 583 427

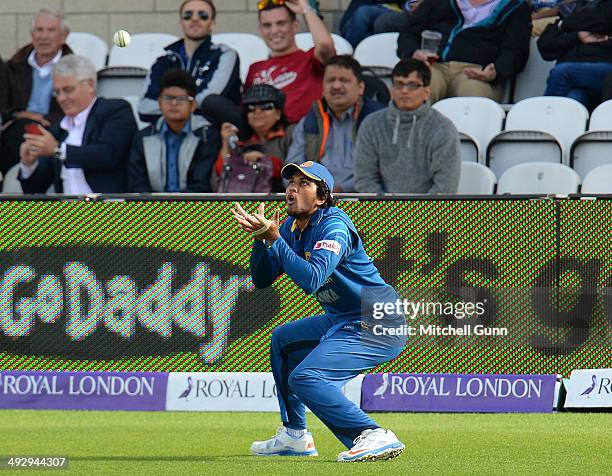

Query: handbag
217 153 275 193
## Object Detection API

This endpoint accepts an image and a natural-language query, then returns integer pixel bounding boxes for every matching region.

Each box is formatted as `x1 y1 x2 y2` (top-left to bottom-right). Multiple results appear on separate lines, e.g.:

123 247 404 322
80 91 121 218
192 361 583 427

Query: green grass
0 411 610 475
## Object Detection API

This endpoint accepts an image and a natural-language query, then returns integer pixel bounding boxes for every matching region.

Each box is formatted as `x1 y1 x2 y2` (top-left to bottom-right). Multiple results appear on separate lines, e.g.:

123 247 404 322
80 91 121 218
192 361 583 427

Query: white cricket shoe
250 427 318 457
337 428 404 462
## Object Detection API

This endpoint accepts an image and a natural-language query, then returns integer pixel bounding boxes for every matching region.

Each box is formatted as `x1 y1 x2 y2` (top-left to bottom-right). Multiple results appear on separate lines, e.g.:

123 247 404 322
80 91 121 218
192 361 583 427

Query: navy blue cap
281 161 335 191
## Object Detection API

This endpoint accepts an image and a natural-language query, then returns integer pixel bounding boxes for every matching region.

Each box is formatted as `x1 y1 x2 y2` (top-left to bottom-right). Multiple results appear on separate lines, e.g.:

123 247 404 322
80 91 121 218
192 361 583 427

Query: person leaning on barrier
354 59 460 193
128 70 220 193
18 55 137 194
138 0 241 124
0 8 72 176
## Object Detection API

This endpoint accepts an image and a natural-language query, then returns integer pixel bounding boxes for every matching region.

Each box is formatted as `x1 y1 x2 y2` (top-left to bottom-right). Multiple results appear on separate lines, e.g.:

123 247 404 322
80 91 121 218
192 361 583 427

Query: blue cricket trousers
270 314 405 448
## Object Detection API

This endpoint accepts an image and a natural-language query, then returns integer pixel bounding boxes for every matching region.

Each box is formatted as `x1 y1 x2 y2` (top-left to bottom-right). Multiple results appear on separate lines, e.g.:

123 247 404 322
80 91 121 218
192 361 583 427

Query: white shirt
20 97 97 194
27 49 62 77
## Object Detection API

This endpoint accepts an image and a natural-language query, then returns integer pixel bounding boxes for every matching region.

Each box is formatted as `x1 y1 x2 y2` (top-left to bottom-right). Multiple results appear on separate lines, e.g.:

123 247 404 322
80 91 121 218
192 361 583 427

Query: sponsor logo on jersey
313 240 341 255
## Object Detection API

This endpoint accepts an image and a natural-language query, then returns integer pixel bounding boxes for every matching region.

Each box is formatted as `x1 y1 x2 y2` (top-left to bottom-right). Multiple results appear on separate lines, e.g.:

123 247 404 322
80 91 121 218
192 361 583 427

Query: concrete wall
0 0 351 60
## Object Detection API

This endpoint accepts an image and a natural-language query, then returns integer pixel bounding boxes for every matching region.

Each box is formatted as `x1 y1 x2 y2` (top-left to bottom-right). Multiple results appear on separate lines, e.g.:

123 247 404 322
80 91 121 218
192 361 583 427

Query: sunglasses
257 0 285 10
246 102 277 112
182 10 210 21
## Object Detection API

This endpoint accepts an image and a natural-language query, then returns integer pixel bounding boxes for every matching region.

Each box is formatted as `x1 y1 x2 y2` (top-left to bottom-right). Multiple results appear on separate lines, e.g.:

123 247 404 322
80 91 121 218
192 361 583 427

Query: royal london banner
0 198 610 376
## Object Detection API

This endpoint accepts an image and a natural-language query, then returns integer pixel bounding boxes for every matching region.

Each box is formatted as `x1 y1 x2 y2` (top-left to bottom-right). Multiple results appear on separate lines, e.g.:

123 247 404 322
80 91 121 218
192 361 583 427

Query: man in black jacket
538 0 612 108
0 8 72 174
398 0 531 103
128 70 220 192
18 55 136 194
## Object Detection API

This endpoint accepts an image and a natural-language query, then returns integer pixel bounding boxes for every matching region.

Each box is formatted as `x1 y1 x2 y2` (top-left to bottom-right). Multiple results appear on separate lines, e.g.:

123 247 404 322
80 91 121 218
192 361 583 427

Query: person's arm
194 46 241 106
250 238 284 289
64 100 137 172
269 219 352 294
354 115 384 193
490 2 532 81
0 61 13 123
537 20 581 61
286 0 335 64
138 56 167 123
185 126 221 193
397 0 433 59
427 117 461 194
126 131 153 192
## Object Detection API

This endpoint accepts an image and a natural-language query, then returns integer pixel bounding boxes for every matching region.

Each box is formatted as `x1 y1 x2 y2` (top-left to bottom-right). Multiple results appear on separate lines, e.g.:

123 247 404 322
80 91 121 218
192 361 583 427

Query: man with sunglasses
128 70 220 192
18 54 136 194
138 0 241 124
354 59 460 193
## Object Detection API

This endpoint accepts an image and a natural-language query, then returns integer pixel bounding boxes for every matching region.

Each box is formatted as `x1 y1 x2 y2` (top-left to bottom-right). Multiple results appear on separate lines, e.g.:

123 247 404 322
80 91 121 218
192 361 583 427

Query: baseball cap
281 161 335 191
242 84 285 109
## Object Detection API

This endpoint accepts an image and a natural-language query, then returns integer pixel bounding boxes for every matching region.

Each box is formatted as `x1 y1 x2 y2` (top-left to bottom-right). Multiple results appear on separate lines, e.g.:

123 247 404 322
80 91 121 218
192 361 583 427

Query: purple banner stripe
0 371 168 411
362 373 556 413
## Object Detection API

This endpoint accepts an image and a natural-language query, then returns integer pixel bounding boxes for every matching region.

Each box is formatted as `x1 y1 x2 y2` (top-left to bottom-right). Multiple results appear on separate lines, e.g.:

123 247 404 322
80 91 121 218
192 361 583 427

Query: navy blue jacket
398 0 531 81
19 98 137 193
138 37 241 123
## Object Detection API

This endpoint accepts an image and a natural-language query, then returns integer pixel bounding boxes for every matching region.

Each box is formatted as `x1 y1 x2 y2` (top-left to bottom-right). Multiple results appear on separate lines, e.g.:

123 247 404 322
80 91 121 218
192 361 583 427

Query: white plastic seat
433 97 505 163
487 96 588 178
212 33 269 82
67 32 108 71
570 99 612 179
581 165 612 194
512 37 555 102
122 95 148 130
354 33 400 71
295 33 354 55
1 164 23 193
497 163 580 194
107 33 178 69
457 163 496 194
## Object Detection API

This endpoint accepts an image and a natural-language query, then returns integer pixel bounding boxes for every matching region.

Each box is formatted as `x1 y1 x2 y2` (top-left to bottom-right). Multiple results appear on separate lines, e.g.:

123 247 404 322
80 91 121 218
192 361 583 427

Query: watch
54 146 65 162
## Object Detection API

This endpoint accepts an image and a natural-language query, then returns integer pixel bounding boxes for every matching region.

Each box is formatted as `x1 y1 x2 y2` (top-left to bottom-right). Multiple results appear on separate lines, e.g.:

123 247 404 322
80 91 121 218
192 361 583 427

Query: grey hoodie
354 102 460 193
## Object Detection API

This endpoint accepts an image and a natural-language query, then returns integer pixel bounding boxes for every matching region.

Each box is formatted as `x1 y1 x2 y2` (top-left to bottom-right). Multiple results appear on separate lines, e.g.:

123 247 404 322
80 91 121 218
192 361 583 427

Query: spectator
138 0 241 124
397 0 531 103
128 70 220 193
214 85 293 192
0 8 72 175
538 0 612 108
354 59 460 193
531 0 585 37
284 55 385 193
18 55 137 194
340 1 420 48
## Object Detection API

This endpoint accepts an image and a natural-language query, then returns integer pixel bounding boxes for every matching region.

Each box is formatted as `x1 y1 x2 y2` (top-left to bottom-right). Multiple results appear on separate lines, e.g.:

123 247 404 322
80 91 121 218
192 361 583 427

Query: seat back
108 33 178 69
505 97 589 159
458 163 496 194
354 33 400 70
1 164 23 193
511 37 555 102
122 95 148 130
588 99 612 131
581 164 612 193
433 97 505 162
67 32 108 71
497 163 580 194
295 33 354 55
212 33 269 82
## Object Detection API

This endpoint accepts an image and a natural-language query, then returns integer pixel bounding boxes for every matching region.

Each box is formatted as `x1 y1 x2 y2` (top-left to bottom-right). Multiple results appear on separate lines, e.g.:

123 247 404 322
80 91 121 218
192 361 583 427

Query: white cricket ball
112 30 131 48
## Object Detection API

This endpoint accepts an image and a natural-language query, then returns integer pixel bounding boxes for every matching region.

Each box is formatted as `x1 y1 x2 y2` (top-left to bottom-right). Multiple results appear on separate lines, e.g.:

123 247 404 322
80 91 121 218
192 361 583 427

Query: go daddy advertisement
0 198 610 375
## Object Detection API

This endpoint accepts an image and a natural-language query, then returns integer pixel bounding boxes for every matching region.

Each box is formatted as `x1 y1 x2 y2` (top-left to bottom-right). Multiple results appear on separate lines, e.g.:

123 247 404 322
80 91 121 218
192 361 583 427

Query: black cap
242 84 285 109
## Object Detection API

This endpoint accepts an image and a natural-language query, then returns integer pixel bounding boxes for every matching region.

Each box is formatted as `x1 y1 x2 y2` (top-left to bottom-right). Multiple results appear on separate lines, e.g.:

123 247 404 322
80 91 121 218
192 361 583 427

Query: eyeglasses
52 79 90 97
181 10 210 21
160 94 195 104
246 102 277 112
392 81 425 91
257 0 285 10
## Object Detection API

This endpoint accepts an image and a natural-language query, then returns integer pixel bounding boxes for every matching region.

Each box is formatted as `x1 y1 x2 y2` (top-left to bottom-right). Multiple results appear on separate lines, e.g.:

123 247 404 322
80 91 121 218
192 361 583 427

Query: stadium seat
107 33 178 69
354 33 400 72
457 162 496 194
1 164 23 193
212 33 269 82
433 97 505 163
122 95 148 130
497 163 580 194
581 165 612 194
97 68 147 100
66 32 108 71
487 97 588 179
511 37 555 103
570 99 612 179
295 33 354 55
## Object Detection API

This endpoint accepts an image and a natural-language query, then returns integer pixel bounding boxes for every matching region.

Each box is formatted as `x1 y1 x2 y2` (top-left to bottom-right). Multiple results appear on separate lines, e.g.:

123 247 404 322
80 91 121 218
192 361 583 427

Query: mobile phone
24 123 43 135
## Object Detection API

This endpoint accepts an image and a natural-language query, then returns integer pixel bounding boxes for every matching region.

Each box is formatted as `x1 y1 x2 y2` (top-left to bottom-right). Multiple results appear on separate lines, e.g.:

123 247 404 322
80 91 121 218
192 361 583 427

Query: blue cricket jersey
250 206 388 320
